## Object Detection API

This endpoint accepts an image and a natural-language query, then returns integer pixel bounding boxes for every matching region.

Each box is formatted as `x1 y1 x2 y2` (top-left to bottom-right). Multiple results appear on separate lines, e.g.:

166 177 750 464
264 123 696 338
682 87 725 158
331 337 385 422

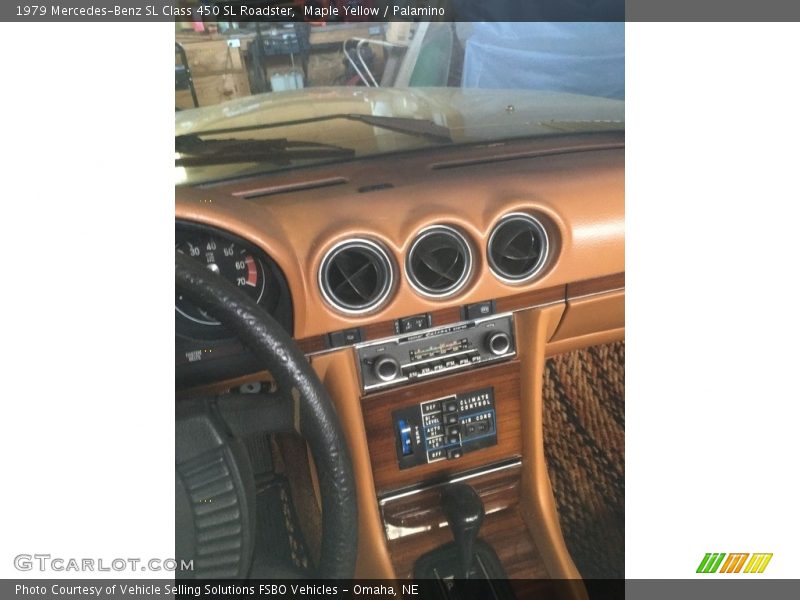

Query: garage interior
175 20 451 109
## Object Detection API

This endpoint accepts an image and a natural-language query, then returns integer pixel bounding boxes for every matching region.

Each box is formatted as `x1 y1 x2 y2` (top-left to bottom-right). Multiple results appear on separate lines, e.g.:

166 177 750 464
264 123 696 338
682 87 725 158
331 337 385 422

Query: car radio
355 313 516 392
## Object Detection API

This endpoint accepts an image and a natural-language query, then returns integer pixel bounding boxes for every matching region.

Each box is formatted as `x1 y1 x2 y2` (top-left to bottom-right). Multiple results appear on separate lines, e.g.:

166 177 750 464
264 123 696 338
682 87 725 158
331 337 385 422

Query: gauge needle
206 263 220 274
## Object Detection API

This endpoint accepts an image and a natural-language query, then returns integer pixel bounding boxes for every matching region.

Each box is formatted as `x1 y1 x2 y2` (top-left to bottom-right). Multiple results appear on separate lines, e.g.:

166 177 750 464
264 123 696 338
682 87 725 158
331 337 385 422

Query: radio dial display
409 338 471 362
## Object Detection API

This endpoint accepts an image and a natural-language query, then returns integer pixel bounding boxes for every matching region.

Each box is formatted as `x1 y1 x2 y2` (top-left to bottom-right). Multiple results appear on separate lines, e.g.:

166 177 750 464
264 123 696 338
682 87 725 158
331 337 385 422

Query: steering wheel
175 251 358 579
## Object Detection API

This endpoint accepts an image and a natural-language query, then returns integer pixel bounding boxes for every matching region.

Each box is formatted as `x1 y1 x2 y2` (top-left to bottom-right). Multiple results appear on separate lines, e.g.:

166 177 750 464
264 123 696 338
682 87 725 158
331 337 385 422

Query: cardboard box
176 72 251 110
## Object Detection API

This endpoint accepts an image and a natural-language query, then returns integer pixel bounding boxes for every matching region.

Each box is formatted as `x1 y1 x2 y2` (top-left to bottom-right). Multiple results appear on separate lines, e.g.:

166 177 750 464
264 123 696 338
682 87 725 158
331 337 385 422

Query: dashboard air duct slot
406 226 473 297
487 213 549 283
319 239 394 314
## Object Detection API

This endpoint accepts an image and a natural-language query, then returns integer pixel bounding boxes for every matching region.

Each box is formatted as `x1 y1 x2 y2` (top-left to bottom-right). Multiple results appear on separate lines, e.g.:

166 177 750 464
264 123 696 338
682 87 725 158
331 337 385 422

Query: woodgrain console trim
380 461 549 579
363 360 522 496
566 272 625 299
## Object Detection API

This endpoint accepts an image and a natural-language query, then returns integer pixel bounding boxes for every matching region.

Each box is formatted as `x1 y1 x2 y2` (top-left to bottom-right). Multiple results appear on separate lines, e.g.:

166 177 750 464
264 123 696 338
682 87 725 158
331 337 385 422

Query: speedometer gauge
175 223 293 386
176 236 266 326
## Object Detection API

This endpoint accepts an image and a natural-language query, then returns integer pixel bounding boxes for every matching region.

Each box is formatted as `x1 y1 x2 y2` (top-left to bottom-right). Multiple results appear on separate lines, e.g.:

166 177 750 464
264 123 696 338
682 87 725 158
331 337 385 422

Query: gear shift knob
440 483 485 578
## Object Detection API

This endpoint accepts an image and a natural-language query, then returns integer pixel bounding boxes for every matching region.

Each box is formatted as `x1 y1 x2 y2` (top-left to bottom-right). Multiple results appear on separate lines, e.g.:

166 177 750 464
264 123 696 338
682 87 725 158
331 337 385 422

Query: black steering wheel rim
175 250 358 579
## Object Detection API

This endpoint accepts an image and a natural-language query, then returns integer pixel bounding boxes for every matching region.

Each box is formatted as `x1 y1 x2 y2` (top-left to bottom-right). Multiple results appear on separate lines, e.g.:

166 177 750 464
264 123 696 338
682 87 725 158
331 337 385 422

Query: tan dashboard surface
175 133 624 341
176 133 624 584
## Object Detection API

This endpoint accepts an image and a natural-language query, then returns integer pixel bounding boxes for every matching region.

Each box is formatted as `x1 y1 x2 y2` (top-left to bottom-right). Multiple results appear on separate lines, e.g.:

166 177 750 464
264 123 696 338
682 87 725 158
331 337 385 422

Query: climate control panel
392 387 497 469
356 313 516 392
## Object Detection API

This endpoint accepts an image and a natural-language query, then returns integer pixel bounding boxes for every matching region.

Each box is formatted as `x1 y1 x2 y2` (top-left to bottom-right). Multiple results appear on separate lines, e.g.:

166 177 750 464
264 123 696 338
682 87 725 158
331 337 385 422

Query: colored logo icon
697 553 772 574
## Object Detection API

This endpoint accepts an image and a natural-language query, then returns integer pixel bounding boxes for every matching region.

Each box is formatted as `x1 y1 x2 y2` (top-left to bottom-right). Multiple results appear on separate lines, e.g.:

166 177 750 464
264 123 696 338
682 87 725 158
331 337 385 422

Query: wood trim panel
566 272 624 299
381 464 548 579
381 462 521 534
495 284 566 313
296 336 327 354
363 360 522 495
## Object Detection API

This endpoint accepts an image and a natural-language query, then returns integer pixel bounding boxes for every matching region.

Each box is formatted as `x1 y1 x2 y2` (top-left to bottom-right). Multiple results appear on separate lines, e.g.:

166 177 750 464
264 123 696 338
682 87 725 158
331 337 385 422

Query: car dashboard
175 130 624 581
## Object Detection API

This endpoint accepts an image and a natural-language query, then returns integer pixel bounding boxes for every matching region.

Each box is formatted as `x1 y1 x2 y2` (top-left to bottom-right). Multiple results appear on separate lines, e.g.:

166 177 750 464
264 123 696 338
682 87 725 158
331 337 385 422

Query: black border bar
4 1 800 22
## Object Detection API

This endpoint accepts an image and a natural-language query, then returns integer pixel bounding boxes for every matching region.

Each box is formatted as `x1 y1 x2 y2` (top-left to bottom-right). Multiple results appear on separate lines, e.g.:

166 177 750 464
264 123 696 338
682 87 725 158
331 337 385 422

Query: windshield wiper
176 113 453 145
175 135 355 168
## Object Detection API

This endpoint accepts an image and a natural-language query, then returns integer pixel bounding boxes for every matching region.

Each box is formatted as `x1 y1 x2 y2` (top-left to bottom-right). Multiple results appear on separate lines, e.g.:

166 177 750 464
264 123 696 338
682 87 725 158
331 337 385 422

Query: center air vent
319 239 394 314
487 213 550 283
406 226 473 297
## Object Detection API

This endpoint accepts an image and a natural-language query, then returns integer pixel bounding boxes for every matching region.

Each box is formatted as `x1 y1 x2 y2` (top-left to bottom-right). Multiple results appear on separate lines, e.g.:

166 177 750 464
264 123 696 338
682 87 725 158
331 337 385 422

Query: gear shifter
440 483 485 578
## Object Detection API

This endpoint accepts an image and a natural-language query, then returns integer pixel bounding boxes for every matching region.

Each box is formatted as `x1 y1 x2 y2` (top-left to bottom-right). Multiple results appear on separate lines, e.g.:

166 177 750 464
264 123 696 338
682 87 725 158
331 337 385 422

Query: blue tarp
460 23 625 100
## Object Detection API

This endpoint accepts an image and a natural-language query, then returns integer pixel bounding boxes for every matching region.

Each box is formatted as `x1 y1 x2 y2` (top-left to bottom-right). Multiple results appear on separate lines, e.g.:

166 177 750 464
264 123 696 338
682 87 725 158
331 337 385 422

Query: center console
356 311 539 582
358 312 518 481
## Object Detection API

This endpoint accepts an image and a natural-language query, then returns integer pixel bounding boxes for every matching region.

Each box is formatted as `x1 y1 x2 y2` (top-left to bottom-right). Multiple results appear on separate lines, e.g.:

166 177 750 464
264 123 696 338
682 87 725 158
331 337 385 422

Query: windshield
175 22 624 185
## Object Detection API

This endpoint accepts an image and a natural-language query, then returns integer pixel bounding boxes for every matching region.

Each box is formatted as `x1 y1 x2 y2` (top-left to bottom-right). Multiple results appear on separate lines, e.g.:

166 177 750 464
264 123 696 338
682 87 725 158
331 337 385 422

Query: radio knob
485 332 511 356
374 356 400 382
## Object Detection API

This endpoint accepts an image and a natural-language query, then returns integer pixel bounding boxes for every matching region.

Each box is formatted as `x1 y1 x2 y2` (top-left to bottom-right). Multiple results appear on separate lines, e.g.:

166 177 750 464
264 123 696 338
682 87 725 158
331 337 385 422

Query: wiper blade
175 135 354 168
176 113 453 144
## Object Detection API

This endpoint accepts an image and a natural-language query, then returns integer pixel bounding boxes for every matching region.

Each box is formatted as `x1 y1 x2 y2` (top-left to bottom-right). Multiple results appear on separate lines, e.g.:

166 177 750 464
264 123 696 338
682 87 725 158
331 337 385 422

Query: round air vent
406 226 473 297
319 239 394 314
487 213 550 283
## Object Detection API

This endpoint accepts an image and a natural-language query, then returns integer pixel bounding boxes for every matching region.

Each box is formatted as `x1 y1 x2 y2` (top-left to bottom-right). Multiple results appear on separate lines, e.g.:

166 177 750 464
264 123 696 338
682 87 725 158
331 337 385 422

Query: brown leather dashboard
175 132 624 345
176 131 624 583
